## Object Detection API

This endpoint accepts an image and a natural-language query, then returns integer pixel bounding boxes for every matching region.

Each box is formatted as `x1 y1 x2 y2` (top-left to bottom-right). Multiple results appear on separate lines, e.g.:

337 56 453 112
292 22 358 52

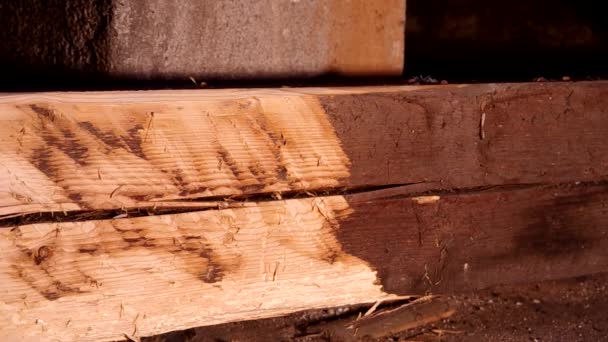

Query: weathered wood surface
1 183 608 341
1 82 607 218
1 82 608 340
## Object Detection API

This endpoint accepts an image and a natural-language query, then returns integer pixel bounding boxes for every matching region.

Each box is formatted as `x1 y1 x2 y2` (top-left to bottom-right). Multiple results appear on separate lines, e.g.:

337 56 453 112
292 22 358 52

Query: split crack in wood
0 182 428 226
1 180 604 227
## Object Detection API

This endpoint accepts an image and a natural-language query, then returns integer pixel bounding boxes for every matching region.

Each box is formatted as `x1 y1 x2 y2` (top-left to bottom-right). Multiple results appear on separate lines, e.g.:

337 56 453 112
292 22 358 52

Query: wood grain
0 194 390 341
338 182 608 295
1 82 607 218
1 183 607 341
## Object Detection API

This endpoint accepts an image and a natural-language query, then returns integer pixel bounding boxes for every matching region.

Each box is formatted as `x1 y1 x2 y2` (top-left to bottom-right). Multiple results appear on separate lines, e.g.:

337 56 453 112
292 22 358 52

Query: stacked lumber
1 82 607 340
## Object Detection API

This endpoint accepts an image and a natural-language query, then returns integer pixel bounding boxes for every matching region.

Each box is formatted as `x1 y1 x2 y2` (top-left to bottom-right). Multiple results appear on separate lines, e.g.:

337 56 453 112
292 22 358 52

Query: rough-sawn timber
1 82 607 217
1 82 607 340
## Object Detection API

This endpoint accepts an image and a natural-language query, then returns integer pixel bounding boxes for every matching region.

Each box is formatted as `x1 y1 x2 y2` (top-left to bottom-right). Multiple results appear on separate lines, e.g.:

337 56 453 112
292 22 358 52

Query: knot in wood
35 246 52 265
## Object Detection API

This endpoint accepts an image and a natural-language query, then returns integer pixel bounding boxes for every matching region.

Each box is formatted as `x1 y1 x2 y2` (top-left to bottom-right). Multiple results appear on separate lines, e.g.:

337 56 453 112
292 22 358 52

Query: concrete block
0 0 405 81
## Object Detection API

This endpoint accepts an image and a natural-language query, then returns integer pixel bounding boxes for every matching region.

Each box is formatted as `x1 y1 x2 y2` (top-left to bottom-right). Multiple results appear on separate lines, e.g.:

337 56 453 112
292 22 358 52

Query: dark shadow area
0 71 410 92
0 0 113 91
0 0 606 90
404 0 608 82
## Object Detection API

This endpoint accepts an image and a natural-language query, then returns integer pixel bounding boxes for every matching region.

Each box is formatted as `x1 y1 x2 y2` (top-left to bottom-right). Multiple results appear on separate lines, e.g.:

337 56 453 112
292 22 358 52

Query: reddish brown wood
1 82 608 340
338 182 608 295
320 82 608 190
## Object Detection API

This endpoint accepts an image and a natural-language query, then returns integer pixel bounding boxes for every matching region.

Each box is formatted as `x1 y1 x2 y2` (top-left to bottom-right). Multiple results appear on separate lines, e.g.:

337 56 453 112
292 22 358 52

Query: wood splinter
316 296 455 341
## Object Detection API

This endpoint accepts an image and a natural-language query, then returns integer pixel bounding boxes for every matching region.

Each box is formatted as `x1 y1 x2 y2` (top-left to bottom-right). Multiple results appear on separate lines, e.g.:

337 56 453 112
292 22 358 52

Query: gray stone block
0 0 405 81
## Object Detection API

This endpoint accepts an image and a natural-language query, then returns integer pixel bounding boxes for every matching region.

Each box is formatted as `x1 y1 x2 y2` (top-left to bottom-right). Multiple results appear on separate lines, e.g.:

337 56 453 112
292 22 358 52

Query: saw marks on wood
0 93 350 217
2 82 608 218
1 82 608 340
0 195 392 341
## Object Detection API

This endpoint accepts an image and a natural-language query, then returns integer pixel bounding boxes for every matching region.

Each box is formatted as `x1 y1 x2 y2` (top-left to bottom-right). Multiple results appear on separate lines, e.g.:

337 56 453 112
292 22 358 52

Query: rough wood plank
1 82 607 218
1 194 391 341
1 183 607 340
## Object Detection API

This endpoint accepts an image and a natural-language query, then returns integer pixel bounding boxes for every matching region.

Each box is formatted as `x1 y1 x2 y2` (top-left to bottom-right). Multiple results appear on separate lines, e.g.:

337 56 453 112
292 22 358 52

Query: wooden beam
1 182 608 340
1 82 607 218
1 82 608 340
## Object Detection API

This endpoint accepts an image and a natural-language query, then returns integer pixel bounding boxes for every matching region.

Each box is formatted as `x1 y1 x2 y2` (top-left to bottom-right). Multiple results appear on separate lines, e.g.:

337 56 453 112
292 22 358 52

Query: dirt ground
146 272 608 341
401 273 608 341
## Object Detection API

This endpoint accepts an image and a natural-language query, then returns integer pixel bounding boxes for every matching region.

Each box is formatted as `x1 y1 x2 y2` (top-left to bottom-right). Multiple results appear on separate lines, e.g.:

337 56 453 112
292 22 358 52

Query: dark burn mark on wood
216 145 241 178
270 141 290 182
11 242 92 301
40 289 61 300
248 165 262 178
247 165 270 188
198 247 224 283
30 104 56 122
11 222 235 292
245 114 291 183
28 106 91 166
38 130 89 166
276 165 289 181
58 128 89 164
124 125 146 159
80 122 146 159
78 246 99 255
322 249 340 264
33 284 75 301
171 169 190 195
123 237 148 244
45 281 84 300
179 186 209 197
31 147 55 178
109 223 230 284
78 121 123 148
128 194 149 201
68 193 83 202
110 222 159 249
193 186 209 195
200 263 223 283
41 133 60 146
169 166 209 196
181 244 201 252
241 184 266 193
260 128 281 149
